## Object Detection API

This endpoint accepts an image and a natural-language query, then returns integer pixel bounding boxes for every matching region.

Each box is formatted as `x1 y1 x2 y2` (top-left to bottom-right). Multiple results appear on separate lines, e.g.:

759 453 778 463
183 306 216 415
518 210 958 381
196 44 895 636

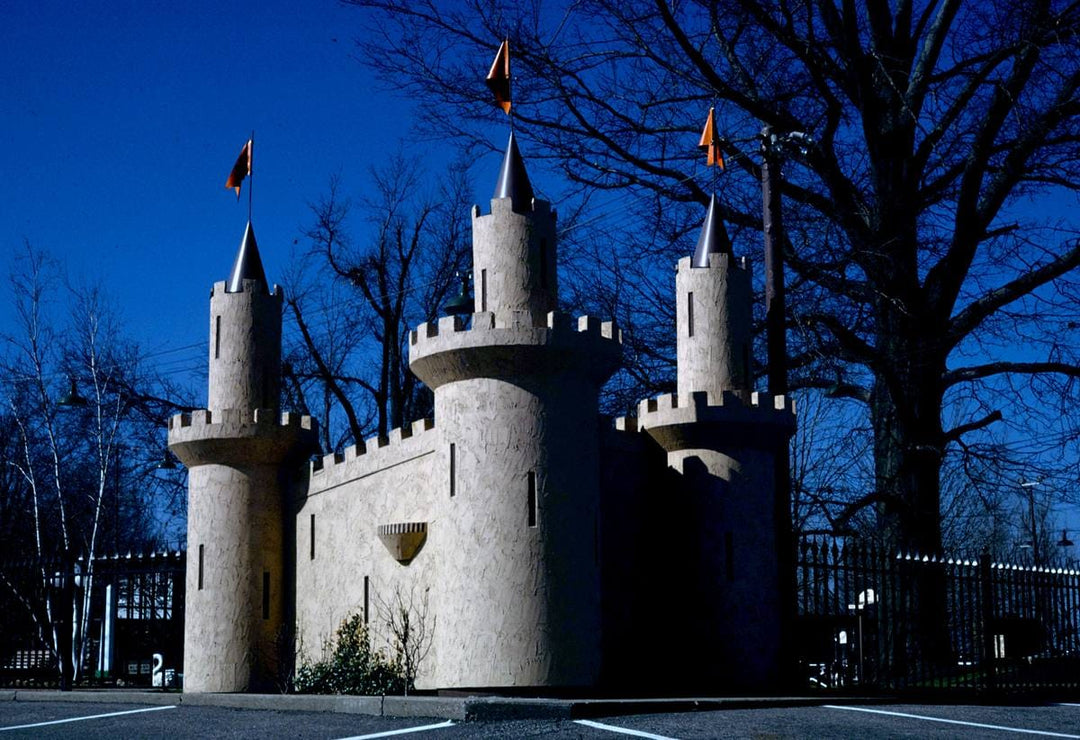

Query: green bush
293 614 408 695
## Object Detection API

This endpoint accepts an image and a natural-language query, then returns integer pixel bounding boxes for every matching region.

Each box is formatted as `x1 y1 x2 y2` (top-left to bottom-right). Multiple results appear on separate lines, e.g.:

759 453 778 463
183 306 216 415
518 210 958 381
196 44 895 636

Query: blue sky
4 2 1077 545
0 0 472 388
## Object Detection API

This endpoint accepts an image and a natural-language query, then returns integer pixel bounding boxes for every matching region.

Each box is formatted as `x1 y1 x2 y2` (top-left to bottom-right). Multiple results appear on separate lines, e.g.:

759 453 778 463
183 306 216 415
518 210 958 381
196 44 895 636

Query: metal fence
796 538 1080 695
0 551 185 687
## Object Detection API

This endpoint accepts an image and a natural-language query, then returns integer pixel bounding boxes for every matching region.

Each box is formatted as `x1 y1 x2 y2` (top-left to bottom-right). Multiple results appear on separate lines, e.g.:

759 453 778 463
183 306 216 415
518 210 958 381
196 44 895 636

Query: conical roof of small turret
227 220 269 293
691 193 732 268
493 131 535 212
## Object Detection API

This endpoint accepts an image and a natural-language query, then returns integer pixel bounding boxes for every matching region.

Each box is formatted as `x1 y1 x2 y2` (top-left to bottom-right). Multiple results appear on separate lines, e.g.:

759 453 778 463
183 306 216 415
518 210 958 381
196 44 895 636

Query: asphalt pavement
1 693 1079 739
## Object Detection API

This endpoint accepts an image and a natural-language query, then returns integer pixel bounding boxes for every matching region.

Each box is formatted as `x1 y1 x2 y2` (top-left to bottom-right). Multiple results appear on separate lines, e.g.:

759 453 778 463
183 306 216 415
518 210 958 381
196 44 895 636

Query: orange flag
486 39 512 114
698 107 724 169
225 139 252 198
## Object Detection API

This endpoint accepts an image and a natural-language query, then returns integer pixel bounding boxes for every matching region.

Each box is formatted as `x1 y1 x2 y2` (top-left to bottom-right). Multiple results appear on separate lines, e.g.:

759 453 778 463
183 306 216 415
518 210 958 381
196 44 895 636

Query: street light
443 272 474 317
1059 529 1074 549
847 588 877 686
57 376 89 408
155 450 178 471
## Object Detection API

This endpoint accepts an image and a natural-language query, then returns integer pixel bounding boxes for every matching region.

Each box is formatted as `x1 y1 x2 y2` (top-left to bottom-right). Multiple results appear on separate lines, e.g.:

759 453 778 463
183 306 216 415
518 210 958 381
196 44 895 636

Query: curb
0 690 877 720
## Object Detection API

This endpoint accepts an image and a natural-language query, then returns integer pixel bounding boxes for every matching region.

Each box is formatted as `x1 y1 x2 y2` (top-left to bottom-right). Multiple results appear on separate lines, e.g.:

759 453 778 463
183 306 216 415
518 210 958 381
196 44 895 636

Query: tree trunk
871 309 952 678
871 353 945 555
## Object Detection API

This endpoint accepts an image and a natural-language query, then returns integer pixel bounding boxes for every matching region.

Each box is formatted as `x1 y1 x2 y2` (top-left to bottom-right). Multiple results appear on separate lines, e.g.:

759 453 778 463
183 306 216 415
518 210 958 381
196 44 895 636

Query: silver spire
493 131 535 212
227 220 269 293
691 193 732 268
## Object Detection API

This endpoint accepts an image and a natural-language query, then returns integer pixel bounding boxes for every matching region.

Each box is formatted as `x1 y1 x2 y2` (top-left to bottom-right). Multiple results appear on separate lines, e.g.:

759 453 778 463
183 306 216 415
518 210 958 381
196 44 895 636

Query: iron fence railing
796 537 1080 695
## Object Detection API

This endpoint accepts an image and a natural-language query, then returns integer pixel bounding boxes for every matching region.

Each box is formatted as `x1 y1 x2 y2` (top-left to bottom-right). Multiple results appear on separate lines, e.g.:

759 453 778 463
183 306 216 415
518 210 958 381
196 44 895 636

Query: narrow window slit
449 443 456 497
527 471 537 528
363 576 370 624
262 572 271 619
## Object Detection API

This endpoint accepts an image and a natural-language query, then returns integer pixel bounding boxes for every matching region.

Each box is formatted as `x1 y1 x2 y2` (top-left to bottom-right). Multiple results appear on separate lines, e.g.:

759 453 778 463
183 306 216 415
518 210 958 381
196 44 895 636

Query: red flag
486 39 512 115
225 139 252 198
698 108 725 169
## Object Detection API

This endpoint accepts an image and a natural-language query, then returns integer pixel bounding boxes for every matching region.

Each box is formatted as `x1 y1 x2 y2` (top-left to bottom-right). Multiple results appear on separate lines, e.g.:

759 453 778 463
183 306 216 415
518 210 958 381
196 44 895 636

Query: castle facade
168 135 795 693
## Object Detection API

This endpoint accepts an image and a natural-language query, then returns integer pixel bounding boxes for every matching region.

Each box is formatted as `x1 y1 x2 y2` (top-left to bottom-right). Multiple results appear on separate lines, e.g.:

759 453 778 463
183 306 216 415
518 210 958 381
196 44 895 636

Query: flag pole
712 102 718 195
248 130 254 223
508 37 515 133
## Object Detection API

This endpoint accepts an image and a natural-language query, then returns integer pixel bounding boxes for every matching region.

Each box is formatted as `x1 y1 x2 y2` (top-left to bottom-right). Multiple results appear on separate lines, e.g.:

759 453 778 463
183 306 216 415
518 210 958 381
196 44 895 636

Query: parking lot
1 700 1079 739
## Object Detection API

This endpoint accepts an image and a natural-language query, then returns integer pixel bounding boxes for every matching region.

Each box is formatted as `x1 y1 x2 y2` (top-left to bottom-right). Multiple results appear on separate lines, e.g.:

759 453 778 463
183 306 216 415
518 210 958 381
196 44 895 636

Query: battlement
169 408 314 433
639 389 794 418
615 390 796 452
410 311 621 346
167 408 319 468
409 311 622 390
677 253 749 273
307 417 437 495
210 279 284 300
474 196 556 220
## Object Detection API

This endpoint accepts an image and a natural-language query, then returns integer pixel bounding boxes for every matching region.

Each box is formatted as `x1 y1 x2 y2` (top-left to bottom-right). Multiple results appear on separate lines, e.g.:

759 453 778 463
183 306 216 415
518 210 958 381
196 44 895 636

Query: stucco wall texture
171 159 795 693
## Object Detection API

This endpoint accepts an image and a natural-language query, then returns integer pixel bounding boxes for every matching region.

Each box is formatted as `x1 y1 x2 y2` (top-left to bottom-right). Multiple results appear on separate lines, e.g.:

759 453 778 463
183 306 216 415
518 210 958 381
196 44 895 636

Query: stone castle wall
294 418 442 687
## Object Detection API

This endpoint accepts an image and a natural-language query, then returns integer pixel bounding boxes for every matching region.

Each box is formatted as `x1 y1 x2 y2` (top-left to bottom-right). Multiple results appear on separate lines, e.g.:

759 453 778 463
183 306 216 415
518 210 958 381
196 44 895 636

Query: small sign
140 661 151 674
127 662 138 675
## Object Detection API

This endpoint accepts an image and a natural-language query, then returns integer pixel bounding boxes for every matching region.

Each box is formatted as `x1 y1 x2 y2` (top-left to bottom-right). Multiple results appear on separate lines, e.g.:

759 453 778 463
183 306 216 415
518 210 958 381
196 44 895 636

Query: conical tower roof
691 193 732 268
493 131 535 212
227 220 269 293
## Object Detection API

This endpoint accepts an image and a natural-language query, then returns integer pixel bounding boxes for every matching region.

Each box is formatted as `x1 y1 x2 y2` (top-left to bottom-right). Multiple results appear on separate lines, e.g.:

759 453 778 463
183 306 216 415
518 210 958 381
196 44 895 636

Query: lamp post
51 552 83 691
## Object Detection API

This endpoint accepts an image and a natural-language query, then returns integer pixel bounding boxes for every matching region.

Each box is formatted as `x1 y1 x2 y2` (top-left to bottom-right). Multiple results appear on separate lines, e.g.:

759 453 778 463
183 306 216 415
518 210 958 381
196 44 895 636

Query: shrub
293 614 407 695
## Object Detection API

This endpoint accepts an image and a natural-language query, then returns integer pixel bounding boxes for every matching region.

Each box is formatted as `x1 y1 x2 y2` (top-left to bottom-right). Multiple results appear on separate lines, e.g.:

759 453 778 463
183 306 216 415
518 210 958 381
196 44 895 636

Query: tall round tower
635 197 795 688
409 133 621 688
677 194 753 398
168 222 316 692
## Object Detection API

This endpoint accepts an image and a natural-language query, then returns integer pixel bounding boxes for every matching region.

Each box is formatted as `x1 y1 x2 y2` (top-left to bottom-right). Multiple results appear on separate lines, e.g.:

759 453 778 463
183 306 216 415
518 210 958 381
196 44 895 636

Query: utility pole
761 126 788 396
760 124 811 688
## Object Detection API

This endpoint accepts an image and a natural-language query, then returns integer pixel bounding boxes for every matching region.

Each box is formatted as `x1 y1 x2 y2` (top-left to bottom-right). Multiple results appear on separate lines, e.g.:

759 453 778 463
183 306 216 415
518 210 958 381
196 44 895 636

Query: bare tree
0 244 182 686
374 583 435 694
347 0 1080 556
285 154 473 448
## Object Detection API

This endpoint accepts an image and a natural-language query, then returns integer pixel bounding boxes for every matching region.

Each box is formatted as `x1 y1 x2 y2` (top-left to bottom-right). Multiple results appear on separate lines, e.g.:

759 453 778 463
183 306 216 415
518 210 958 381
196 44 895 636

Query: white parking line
0 704 177 732
824 705 1080 738
334 719 455 740
574 718 682 740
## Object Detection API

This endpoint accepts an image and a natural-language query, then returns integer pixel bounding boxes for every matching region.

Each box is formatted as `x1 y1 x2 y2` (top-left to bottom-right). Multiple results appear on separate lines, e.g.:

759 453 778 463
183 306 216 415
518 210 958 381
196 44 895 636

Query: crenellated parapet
618 390 795 453
168 409 318 467
306 417 437 497
409 310 622 390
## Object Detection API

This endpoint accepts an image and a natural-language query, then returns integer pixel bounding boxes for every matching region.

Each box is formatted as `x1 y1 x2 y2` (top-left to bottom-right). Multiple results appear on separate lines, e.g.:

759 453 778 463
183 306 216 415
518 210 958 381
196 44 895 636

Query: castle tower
678 194 753 397
168 222 316 692
409 133 621 688
630 198 795 688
